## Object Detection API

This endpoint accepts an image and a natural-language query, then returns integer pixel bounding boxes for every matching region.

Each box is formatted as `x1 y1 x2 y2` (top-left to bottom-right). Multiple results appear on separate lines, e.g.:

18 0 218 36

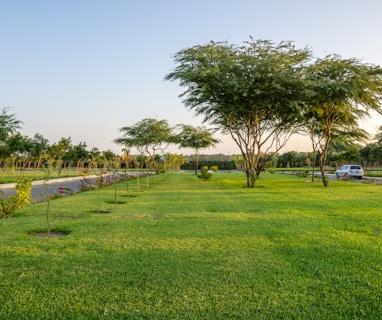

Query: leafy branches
0 179 32 218
114 118 173 174
304 56 382 186
166 39 311 187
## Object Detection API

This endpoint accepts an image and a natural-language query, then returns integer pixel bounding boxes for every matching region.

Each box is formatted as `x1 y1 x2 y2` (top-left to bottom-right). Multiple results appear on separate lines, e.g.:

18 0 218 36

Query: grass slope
0 173 381 319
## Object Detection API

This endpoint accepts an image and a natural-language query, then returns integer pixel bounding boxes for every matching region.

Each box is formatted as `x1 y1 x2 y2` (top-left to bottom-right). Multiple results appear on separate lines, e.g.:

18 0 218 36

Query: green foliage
174 124 219 150
210 165 218 172
13 179 32 208
0 179 32 218
304 56 382 187
198 166 213 180
0 107 23 142
115 118 172 174
166 39 312 187
0 196 12 218
181 160 236 170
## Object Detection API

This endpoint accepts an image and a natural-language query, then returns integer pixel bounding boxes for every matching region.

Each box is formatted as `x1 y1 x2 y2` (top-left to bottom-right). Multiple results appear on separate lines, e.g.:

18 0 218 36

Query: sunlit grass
0 172 381 319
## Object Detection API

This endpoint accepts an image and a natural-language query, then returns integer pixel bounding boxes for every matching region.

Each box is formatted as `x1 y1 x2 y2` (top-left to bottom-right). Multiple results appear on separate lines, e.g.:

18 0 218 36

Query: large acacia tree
304 55 382 186
166 39 311 187
175 124 219 174
114 118 173 174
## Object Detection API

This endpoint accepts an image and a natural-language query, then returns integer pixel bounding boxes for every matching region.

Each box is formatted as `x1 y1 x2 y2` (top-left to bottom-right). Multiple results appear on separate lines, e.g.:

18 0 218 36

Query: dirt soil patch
31 231 68 238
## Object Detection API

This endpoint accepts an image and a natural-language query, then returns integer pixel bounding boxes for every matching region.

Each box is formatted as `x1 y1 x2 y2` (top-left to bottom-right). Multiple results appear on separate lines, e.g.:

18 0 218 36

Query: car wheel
336 173 340 179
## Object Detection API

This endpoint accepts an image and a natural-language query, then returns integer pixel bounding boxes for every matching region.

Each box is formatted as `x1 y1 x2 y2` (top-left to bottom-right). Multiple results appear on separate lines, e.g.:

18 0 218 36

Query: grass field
0 172 381 319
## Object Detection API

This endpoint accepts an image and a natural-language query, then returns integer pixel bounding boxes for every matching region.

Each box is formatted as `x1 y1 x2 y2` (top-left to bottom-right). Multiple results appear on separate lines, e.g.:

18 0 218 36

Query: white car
335 164 364 179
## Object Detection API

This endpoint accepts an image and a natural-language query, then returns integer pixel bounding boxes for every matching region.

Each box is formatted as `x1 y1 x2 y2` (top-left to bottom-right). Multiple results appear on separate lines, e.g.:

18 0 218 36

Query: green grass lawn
1 173 381 319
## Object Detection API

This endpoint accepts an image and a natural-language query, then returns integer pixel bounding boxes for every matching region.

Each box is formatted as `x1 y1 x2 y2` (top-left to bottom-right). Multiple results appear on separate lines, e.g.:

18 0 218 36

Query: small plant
300 170 308 178
79 176 97 191
198 166 213 181
0 179 32 218
210 165 218 172
0 196 12 218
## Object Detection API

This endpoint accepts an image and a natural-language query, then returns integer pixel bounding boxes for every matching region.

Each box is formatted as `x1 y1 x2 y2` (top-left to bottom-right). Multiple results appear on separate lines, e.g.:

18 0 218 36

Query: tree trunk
319 153 329 187
311 149 317 182
195 153 199 175
244 167 257 188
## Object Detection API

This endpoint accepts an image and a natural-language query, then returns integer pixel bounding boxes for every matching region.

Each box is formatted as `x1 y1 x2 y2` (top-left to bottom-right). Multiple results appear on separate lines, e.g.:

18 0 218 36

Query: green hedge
180 160 236 171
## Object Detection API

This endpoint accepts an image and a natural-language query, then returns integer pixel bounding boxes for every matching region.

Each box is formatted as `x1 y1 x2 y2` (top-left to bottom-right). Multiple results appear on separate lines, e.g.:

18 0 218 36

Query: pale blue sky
1 0 382 154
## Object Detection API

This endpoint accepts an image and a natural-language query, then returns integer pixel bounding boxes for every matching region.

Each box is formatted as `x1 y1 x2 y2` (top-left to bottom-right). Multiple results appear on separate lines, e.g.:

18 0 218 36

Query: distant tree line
180 156 236 171
0 109 219 180
3 105 382 184
275 128 382 169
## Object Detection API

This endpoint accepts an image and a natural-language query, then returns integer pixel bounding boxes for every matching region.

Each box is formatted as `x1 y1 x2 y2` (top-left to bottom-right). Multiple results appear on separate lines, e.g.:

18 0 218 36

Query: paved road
0 175 98 201
0 172 147 201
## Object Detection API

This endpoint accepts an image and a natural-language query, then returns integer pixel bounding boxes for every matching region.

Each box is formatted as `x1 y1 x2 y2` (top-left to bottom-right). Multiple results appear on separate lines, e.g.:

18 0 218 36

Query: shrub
0 179 32 218
210 165 218 172
198 166 213 181
181 160 236 171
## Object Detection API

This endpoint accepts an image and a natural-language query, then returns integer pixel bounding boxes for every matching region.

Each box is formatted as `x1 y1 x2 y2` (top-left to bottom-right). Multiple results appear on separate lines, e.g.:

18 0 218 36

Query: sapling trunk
114 179 117 204
46 199 51 235
136 170 140 192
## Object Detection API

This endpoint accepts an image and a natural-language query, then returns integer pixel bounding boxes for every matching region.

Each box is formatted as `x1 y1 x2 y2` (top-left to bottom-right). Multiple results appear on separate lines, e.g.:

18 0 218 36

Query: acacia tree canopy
166 39 312 187
304 55 382 186
174 124 220 174
114 118 173 174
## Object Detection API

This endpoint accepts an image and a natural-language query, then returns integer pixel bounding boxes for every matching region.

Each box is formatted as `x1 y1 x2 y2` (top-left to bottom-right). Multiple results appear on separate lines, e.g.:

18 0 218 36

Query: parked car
335 164 364 179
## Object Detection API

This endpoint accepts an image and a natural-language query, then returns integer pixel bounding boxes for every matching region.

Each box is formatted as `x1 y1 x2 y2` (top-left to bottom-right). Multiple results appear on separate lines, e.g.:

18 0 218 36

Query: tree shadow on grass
89 209 112 214
104 201 127 205
29 228 70 238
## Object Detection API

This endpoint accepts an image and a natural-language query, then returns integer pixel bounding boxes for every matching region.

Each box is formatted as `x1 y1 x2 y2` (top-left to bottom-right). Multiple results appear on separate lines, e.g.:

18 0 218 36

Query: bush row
181 160 236 171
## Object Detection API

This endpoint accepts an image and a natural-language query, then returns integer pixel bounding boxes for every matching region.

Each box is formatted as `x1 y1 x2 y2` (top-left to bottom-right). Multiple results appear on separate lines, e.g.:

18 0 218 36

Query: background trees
166 39 311 187
174 124 219 174
114 118 174 174
0 107 22 142
304 56 382 186
0 108 24 180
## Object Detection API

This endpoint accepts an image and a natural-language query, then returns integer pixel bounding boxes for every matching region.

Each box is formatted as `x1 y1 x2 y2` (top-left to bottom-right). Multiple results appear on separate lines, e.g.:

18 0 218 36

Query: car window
350 165 361 169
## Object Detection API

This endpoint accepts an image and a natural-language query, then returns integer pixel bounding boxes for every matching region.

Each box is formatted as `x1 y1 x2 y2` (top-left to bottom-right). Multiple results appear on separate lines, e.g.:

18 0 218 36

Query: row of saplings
0 171 152 219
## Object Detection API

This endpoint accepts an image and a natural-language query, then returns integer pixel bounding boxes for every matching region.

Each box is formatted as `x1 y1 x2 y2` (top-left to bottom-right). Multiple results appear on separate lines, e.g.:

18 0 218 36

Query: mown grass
0 172 381 319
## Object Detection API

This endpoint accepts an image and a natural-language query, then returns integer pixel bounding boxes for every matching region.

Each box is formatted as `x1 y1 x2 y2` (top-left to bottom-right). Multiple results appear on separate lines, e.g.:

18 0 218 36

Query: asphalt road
0 175 99 201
